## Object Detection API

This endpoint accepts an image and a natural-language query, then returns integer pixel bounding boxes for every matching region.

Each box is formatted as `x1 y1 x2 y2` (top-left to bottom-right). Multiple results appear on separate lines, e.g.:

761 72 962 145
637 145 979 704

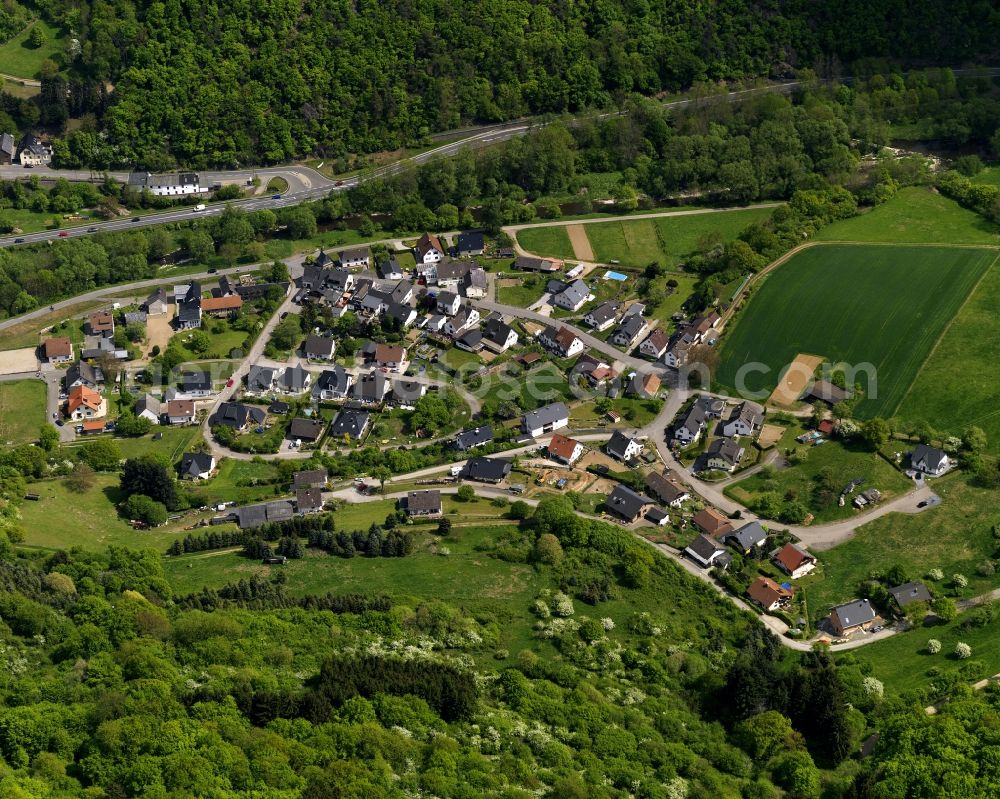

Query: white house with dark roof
522 402 569 438
910 444 951 476
339 246 370 269
583 301 620 331
606 430 643 462
482 318 519 353
685 534 729 569
722 401 764 438
674 403 707 445
553 279 591 312
610 314 649 349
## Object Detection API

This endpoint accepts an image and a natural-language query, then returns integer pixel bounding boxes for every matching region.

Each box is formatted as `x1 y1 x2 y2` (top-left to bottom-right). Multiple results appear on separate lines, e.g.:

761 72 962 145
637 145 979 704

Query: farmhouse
722 401 764 438
747 577 793 612
465 457 512 483
547 433 584 465
43 337 73 364
584 301 620 331
606 430 643 463
523 402 569 438
804 379 851 406
128 171 206 196
605 484 653 523
910 444 951 476
685 534 730 569
406 490 443 517
829 599 876 636
772 543 817 579
644 472 689 507
236 501 295 530
201 295 243 318
692 507 733 538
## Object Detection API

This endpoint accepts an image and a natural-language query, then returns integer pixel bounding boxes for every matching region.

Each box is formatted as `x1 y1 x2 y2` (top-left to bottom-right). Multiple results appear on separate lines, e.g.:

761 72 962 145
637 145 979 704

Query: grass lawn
110 425 203 463
441 347 482 371
648 273 699 328
896 258 1000 451
194 458 284 505
0 20 64 79
497 279 543 307
0 379 46 445
2 301 107 349
815 187 1000 244
517 363 576 410
570 398 663 428
583 207 774 269
799 474 998 622
724 423 912 524
516 226 577 260
171 320 253 360
972 167 1000 187
715 244 997 418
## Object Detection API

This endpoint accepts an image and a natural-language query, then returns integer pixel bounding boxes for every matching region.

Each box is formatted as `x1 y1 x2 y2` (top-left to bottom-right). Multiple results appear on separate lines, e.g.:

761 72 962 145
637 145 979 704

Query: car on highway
13 238 23 243
87 227 98 233
58 231 69 237
131 217 141 222
271 194 282 199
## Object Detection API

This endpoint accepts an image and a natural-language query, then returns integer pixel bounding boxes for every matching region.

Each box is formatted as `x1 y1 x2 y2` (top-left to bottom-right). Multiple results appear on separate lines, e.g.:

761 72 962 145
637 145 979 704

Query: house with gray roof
278 365 311 394
134 394 162 424
722 401 764 437
407 489 443 517
212 402 266 430
723 521 769 554
237 500 295 529
674 403 707 445
685 534 730 569
246 364 280 394
583 301 620 331
312 366 352 400
179 452 215 480
553 279 591 311
391 379 427 406
454 426 493 451
830 599 877 636
330 408 371 441
351 371 390 405
605 484 653 523
338 246 370 268
703 437 745 473
910 444 951 476
303 334 336 360
610 314 649 349
522 402 570 438
464 457 512 483
889 581 932 610
804 379 851 406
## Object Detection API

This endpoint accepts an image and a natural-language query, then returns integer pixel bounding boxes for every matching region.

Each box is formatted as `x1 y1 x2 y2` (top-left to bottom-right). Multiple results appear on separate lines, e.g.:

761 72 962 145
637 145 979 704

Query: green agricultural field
0 20 64 79
896 259 1000 451
0 379 46 445
583 207 773 268
516 226 576 260
725 423 912 524
799 474 997 622
815 187 1000 244
715 244 997 418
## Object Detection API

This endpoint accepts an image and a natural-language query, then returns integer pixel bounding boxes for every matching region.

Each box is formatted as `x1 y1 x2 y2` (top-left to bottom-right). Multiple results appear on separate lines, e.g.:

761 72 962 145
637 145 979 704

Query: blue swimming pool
604 270 628 281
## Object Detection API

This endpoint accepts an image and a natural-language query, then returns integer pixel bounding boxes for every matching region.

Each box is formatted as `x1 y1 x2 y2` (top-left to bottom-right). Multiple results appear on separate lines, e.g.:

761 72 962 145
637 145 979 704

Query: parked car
131 217 141 222
87 227 98 233
13 238 23 243
271 194 282 199
58 231 69 237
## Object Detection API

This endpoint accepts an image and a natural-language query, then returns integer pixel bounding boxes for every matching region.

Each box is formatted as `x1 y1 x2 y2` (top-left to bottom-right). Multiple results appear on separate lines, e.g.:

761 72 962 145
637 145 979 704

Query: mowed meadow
715 244 997 417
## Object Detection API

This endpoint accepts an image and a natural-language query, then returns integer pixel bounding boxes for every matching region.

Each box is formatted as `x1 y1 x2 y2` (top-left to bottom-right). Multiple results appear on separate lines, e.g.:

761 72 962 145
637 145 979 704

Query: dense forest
10 0 999 167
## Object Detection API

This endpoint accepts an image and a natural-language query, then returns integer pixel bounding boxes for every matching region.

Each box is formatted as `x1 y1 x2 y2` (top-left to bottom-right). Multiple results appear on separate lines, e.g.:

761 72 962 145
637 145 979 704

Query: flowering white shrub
956 642 972 659
927 639 942 654
601 617 616 630
862 676 884 699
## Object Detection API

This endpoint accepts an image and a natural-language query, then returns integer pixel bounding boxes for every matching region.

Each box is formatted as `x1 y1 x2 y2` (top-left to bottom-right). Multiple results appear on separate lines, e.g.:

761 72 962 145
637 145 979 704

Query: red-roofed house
66 385 107 420
747 577 793 612
43 337 73 363
201 295 243 317
548 433 584 465
772 543 817 579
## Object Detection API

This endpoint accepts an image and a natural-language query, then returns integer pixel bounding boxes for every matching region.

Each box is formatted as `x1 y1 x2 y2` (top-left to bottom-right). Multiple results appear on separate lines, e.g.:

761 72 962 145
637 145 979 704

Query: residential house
889 581 933 612
312 366 353 400
605 484 653 523
64 362 104 391
573 353 617 387
583 301 620 332
522 402 569 438
456 329 483 352
179 452 215 480
747 577 793 612
804 379 851 406
685 534 730 569
176 282 203 330
339 246 370 269
829 599 877 636
315 250 335 269
724 521 769 554
134 394 162 425
687 310 721 343
166 399 195 425
646 508 670 526
644 472 689 508
610 314 649 350
463 267 488 299
548 433 584 465
673 403 707 445
212 402 266 430
390 280 414 305
293 469 328 490
351 371 391 405
704 437 745 473
79 420 105 435
415 233 446 265
330 408 371 441
436 260 470 292
482 318 519 353
278 365 311 394
303 334 336 360
87 310 115 337
246 365 280 394
391 379 427 407
444 305 479 338
378 257 404 280
663 331 695 368
910 444 951 476
626 371 661 399
296 487 324 514
464 457 512 483
538 325 584 358
606 430 643 463
722 401 764 438
201 295 242 319
553 279 591 312
407 490 443 517
639 329 669 359
437 291 462 316
67 385 107 421
513 255 559 273
289 417 325 443
692 507 734 538
0 132 14 164
17 134 52 166
454 426 493 451
181 371 213 397
772 543 817 579
329 267 356 293
79 337 128 361
43 337 73 364
374 343 407 372
143 288 169 316
128 172 206 196
385 302 418 328
456 231 485 257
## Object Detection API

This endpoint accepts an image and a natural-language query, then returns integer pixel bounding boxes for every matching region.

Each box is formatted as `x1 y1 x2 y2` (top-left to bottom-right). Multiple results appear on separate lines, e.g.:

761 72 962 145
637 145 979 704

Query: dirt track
769 353 823 406
566 224 595 261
